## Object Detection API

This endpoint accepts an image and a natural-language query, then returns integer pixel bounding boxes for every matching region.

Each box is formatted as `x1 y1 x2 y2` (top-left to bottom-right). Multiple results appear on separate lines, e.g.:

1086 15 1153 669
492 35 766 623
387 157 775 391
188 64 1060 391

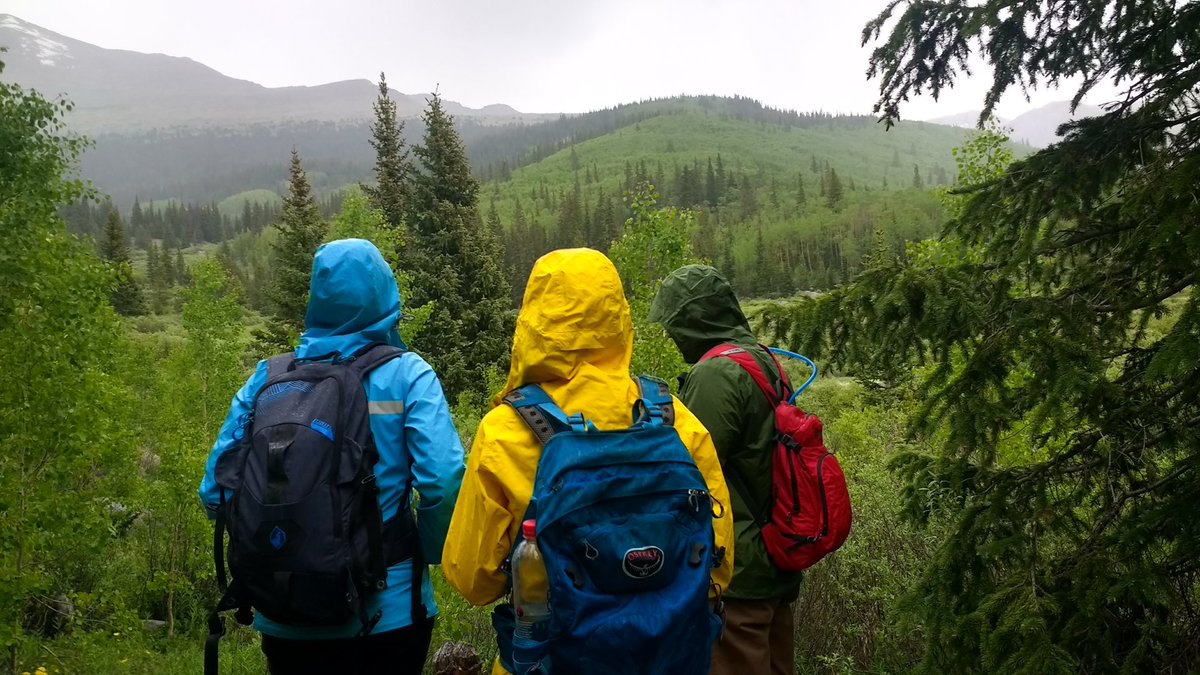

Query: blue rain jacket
198 238 465 638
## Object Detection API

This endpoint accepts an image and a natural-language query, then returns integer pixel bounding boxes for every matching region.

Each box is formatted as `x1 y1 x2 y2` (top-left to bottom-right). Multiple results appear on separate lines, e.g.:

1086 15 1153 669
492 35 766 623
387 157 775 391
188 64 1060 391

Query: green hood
648 265 755 363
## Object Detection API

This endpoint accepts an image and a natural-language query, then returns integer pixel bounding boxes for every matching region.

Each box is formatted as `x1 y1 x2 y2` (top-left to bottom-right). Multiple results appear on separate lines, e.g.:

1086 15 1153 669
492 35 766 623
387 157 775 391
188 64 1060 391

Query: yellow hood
495 248 633 410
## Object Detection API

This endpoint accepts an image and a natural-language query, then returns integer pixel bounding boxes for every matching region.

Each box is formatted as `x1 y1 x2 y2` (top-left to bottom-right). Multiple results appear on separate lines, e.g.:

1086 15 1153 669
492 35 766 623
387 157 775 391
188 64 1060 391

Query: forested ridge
65 98 982 314
3 0 1198 673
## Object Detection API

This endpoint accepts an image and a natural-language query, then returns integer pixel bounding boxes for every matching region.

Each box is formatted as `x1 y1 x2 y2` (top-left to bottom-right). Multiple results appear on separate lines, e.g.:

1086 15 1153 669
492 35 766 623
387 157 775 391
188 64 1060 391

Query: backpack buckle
565 413 592 434
776 432 800 451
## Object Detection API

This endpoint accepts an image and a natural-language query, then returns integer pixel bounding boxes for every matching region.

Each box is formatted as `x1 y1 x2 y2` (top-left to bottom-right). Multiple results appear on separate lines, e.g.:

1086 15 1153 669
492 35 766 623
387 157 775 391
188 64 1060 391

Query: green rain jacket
649 265 803 601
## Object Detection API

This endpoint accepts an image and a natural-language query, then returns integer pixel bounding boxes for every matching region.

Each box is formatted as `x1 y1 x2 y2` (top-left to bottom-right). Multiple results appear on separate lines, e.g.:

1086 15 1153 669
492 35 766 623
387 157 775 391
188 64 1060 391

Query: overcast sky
2 0 1116 120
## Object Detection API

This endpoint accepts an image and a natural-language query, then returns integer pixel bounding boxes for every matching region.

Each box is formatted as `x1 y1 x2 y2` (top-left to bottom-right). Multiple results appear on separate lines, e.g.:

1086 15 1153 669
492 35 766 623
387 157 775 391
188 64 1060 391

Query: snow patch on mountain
0 14 73 65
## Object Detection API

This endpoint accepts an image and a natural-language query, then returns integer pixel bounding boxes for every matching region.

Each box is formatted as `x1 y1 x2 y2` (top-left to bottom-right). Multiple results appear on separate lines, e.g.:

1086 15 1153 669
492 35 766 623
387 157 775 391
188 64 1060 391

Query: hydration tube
767 348 818 404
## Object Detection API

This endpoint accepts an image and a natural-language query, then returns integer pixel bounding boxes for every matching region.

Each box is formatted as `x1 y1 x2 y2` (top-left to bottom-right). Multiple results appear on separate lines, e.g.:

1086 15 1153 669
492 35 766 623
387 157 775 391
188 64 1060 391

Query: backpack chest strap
502 386 580 445
502 377 676 447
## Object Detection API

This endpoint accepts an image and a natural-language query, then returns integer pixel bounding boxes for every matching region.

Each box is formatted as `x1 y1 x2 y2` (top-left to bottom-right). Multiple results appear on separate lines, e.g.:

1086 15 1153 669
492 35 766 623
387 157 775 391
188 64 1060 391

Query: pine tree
739 174 759 220
258 150 327 352
363 73 411 231
130 197 144 239
486 200 503 240
705 158 719 207
715 153 727 199
912 164 924 189
595 192 619 250
556 188 585 248
764 2 1200 670
175 248 186 285
159 244 174 288
824 168 844 211
795 173 807 208
146 242 160 288
406 94 513 400
100 208 145 315
810 155 820 173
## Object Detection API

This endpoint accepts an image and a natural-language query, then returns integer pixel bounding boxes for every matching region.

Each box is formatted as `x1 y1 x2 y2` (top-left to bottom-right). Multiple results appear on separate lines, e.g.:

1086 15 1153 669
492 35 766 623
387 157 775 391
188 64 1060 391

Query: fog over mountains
0 13 1101 206
0 13 546 132
927 101 1106 149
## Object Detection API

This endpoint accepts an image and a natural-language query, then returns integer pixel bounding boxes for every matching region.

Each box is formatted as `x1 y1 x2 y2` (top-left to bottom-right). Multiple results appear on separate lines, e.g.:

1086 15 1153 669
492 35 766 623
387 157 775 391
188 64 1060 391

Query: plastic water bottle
512 519 549 638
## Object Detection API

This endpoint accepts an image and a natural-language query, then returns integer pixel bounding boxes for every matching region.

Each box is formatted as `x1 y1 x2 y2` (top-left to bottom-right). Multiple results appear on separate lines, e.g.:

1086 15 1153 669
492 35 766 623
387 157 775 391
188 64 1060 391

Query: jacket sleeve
670 396 735 592
396 356 465 565
198 360 267 518
442 407 527 606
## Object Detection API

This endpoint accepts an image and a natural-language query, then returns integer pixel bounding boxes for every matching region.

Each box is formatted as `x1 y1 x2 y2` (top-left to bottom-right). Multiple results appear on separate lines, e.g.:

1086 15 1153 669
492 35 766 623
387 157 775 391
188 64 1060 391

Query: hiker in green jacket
649 264 802 675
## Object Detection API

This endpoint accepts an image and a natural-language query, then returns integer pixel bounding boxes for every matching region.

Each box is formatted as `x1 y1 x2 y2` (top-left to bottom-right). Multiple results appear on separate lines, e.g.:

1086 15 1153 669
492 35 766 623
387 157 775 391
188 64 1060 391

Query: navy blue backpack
496 376 726 675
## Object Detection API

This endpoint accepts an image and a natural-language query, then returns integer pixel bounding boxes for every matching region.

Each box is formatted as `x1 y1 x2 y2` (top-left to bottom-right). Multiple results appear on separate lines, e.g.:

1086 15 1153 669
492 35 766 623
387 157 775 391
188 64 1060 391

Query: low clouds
3 0 1118 120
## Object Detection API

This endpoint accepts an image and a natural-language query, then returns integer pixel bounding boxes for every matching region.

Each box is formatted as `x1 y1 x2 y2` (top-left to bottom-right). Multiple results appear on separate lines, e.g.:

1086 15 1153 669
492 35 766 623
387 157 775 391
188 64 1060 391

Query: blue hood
298 239 405 358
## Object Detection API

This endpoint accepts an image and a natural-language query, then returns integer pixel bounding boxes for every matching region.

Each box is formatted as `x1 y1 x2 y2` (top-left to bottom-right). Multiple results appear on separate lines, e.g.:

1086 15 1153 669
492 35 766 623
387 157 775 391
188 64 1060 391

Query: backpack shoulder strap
635 375 675 427
264 352 295 383
502 384 577 446
346 343 407 376
699 343 785 406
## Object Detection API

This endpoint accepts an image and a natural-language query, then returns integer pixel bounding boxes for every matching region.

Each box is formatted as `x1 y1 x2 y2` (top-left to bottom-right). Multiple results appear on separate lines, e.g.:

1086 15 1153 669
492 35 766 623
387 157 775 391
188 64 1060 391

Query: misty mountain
1007 101 1105 148
925 101 1105 147
0 13 546 133
0 13 999 213
924 110 989 130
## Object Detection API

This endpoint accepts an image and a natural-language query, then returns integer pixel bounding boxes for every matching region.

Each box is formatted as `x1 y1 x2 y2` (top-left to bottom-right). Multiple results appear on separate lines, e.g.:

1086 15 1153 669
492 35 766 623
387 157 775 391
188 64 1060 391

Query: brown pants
711 597 795 675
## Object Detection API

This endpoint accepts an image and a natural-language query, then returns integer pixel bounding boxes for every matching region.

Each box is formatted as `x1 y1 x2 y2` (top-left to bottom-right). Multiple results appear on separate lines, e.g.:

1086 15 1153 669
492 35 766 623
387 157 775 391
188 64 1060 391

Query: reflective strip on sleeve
368 401 406 415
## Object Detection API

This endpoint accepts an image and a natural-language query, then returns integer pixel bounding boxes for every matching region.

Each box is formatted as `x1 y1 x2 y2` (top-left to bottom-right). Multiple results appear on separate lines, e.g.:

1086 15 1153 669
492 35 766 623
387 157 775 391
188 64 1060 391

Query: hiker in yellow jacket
443 248 734 675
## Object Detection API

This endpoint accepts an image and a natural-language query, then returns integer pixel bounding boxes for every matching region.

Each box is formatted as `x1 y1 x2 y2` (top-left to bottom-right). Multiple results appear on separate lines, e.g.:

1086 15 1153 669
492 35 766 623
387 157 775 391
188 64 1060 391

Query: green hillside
482 107 996 295
217 188 282 219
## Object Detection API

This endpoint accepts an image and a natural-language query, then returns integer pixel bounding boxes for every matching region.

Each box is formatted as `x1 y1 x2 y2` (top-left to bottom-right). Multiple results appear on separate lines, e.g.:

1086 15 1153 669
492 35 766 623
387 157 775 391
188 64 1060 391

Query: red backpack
699 344 852 572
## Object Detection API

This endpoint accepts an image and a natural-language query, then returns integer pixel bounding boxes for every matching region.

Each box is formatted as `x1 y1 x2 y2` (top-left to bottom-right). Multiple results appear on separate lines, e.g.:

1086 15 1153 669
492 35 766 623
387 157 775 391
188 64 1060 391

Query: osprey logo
269 526 288 551
622 546 665 579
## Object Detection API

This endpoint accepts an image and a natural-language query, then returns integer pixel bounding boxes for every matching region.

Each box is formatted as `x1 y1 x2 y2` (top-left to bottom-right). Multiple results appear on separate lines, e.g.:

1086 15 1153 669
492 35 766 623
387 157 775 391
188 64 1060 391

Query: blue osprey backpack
496 376 726 675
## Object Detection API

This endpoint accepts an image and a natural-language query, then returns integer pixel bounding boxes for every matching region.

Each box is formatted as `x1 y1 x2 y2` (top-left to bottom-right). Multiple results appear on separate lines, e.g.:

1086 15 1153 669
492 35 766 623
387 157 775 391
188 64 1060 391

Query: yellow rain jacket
442 249 734 675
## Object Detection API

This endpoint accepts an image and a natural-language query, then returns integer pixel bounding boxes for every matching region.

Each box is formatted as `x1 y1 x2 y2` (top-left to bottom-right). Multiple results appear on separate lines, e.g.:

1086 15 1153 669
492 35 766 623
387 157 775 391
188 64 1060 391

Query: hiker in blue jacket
199 238 465 675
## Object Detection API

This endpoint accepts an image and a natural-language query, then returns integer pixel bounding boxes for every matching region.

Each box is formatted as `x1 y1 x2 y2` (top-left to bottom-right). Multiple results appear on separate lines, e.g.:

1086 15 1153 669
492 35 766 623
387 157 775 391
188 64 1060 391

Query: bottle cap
522 519 537 541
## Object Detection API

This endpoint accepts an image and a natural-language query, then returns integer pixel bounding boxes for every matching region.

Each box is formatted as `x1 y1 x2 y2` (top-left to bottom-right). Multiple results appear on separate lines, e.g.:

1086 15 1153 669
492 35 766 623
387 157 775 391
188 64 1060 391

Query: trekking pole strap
410 531 427 627
204 611 224 675
362 473 387 589
213 495 229 591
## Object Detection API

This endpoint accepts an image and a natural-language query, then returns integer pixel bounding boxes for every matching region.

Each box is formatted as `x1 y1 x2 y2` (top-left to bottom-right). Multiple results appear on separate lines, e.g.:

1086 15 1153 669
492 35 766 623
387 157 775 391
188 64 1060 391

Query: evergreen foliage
362 73 411 230
479 107 974 296
100 208 145 315
256 150 328 354
761 3 1200 671
405 94 513 401
824 167 844 212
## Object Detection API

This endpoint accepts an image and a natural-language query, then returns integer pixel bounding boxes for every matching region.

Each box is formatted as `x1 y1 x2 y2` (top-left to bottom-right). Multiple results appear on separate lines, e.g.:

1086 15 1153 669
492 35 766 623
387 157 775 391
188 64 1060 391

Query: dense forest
65 99 975 311
2 0 1198 673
